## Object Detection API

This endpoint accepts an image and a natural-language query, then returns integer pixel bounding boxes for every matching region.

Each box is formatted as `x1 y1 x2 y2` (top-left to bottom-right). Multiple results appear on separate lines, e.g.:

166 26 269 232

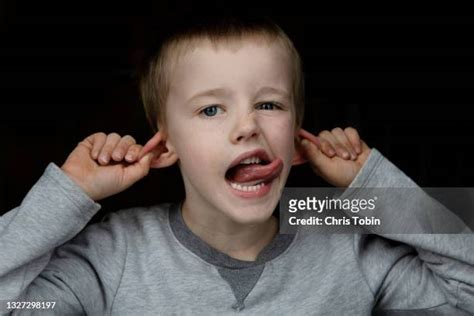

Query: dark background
1 2 474 221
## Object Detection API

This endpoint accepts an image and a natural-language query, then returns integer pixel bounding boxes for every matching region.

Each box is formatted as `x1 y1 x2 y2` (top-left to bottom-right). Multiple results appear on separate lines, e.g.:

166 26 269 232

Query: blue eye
201 105 220 117
258 102 278 110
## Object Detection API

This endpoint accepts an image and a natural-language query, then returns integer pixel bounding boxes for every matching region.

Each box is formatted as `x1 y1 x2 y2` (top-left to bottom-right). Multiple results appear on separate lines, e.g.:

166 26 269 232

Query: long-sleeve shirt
0 148 473 315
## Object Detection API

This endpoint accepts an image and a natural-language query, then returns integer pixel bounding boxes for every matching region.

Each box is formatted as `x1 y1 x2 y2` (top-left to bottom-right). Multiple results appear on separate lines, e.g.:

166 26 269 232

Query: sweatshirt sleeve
0 163 127 315
342 149 474 315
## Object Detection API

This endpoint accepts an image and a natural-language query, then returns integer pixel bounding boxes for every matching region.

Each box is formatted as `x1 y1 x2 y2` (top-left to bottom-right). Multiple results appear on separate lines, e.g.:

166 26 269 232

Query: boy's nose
230 111 261 144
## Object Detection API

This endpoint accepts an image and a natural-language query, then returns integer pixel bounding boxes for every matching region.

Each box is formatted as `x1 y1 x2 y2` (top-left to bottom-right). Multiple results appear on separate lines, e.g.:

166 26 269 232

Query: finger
125 144 143 162
331 127 357 160
319 130 351 160
298 129 337 157
319 138 336 157
299 129 337 157
111 135 136 161
139 131 166 160
298 129 322 147
300 139 330 175
344 127 362 154
119 152 154 187
87 132 107 160
98 133 121 165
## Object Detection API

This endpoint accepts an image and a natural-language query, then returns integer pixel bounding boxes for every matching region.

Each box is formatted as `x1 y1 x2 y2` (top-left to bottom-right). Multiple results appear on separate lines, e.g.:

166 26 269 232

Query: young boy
1 16 473 315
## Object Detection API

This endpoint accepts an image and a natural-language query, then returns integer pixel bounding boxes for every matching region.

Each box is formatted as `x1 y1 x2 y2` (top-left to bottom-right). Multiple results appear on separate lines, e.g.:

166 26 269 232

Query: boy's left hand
297 127 371 187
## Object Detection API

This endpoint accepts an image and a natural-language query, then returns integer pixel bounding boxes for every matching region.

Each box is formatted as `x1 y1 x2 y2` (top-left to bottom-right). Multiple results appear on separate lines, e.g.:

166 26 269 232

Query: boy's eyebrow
254 86 291 100
188 86 290 103
188 88 232 103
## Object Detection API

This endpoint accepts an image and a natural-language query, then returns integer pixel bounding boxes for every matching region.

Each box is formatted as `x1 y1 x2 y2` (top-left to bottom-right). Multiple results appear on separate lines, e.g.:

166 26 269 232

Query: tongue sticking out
226 158 283 184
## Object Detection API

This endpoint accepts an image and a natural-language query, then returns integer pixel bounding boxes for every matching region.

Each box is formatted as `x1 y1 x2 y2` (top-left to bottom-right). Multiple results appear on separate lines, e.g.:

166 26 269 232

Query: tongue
227 158 283 183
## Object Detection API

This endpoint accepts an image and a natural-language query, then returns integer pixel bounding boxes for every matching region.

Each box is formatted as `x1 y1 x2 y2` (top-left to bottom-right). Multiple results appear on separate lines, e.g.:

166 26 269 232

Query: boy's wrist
60 165 96 201
347 148 381 188
44 163 101 219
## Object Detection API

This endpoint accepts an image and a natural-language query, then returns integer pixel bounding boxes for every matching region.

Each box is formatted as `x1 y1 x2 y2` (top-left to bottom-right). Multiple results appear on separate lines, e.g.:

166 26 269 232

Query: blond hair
140 16 305 133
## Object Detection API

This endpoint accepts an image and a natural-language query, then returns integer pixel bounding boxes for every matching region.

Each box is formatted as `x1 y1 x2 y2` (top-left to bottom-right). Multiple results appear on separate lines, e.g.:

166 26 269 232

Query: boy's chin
223 202 278 225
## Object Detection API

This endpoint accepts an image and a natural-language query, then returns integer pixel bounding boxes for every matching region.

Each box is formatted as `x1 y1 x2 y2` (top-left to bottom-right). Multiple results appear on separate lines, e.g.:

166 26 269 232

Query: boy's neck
181 202 278 262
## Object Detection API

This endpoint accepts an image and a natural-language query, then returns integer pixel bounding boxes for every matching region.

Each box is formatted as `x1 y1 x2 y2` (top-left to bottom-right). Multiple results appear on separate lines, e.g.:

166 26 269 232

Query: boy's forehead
168 39 292 99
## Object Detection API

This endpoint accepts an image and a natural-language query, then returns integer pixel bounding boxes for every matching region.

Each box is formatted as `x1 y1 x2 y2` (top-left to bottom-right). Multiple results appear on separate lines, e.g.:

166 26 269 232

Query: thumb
139 152 155 169
301 139 330 174
125 152 156 183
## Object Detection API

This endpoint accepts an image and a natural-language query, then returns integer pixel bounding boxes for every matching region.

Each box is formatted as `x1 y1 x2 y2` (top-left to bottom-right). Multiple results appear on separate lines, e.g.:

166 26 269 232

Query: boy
1 16 473 315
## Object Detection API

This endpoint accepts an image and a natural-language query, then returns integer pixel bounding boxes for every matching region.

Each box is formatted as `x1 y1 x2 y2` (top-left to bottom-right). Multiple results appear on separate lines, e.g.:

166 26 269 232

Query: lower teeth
230 181 264 192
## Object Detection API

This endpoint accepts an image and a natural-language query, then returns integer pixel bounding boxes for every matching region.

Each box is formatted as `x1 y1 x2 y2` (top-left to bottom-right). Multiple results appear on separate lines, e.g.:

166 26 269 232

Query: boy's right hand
61 132 166 201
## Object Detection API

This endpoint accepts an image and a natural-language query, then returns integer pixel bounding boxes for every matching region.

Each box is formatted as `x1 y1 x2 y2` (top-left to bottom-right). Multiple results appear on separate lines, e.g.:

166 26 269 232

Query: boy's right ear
140 131 178 169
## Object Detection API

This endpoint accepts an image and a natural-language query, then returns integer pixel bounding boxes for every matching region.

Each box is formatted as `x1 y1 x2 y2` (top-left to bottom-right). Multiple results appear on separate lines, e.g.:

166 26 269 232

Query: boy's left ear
292 136 308 166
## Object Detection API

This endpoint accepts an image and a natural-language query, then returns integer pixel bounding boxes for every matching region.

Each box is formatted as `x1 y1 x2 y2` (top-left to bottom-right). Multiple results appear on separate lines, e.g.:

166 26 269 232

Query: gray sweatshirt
0 149 473 315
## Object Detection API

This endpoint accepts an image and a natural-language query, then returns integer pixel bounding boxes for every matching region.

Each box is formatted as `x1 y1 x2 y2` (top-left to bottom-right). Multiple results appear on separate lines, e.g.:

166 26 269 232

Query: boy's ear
292 136 308 166
140 131 179 169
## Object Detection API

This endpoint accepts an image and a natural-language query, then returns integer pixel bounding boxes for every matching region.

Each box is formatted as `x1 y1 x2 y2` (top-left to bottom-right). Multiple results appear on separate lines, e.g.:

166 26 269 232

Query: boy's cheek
264 129 294 178
259 113 293 135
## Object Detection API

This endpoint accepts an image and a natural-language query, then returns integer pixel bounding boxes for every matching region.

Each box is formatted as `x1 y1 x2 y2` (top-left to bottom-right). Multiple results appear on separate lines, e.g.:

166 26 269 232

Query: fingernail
145 152 154 162
328 148 335 156
100 154 109 163
301 139 309 146
342 151 349 159
125 154 133 161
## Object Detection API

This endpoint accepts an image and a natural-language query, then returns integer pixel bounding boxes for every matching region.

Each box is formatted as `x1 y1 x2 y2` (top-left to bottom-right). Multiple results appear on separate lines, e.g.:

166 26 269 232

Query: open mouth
225 149 283 194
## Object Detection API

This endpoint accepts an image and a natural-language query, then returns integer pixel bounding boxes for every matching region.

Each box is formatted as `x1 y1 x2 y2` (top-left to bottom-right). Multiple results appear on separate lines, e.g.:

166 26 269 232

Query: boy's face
165 39 301 224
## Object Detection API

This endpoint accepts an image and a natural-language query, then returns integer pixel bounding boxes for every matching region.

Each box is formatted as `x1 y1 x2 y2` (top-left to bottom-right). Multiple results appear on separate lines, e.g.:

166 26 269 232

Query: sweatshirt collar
168 202 296 269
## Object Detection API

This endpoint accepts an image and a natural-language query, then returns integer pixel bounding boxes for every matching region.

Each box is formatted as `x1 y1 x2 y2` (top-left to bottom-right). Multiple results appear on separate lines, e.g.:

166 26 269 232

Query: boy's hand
298 127 371 187
61 132 166 201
